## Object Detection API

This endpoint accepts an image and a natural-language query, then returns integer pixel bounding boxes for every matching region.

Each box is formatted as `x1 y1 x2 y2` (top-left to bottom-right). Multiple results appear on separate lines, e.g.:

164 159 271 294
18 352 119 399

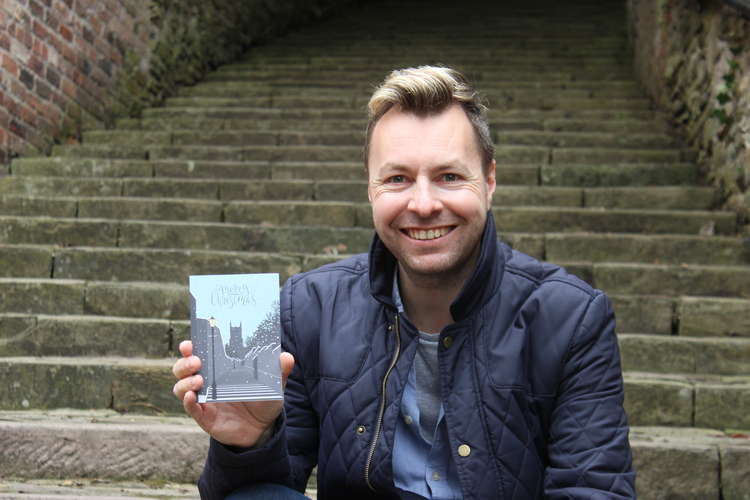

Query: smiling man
173 66 636 499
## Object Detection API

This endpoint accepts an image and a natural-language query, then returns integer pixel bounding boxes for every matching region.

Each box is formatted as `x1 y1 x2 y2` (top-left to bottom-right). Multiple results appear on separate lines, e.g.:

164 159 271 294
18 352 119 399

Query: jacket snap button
457 444 471 457
387 324 393 331
442 336 453 349
356 425 366 434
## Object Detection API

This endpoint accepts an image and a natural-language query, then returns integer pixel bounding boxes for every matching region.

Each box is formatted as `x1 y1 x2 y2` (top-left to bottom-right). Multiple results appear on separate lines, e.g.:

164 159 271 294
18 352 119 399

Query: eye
442 173 460 182
387 175 407 183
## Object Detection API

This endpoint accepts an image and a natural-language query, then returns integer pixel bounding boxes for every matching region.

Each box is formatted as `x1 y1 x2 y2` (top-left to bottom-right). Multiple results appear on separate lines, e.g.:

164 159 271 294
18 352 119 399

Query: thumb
280 352 295 391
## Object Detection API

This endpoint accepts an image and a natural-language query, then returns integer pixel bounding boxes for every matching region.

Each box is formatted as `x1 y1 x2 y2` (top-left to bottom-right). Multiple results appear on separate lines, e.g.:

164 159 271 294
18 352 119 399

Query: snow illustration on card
189 273 282 403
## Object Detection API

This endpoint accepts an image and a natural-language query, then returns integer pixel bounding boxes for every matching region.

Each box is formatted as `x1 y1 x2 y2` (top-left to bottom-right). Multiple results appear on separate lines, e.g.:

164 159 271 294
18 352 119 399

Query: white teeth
408 227 450 240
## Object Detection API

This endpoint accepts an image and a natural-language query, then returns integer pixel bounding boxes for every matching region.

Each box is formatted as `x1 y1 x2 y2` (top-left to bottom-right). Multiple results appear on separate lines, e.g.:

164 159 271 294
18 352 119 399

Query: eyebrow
376 160 471 173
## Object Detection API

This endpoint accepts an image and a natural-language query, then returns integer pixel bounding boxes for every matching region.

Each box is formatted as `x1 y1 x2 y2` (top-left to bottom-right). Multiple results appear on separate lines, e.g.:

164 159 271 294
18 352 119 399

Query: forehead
368 104 482 173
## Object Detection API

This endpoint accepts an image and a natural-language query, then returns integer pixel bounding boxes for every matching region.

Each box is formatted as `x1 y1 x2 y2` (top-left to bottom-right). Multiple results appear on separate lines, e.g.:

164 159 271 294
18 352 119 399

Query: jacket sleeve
197 278 319 499
544 292 636 499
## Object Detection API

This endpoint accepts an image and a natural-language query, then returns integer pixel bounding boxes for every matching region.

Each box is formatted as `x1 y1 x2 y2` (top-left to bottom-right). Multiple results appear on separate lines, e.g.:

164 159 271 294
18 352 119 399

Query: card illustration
189 273 283 403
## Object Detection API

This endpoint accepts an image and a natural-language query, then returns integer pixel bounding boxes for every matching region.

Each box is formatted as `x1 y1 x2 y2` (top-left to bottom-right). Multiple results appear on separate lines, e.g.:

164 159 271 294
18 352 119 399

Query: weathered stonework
628 0 750 230
0 0 357 163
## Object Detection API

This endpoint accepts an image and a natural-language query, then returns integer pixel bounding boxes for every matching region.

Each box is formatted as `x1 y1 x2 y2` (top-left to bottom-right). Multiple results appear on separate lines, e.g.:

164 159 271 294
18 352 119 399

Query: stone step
0 207 736 252
1 262 746 335
623 372 750 429
0 279 187 322
495 131 677 149
619 334 750 376
4 402 744 497
2 294 747 374
2 425 748 500
5 242 750 296
0 357 181 414
0 210 736 263
218 203 736 234
540 162 699 186
0 478 199 499
0 410 205 483
0 184 720 212
141 106 663 122
177 81 647 99
80 129 677 151
0 312 177 358
163 95 651 113
229 52 630 63
4 246 748 299
118 116 369 131
60 247 307 284
47 144 689 165
112 116 669 137
205 68 634 84
0 245 53 278
546 233 748 265
0 357 746 429
9 158 700 187
577 262 750 299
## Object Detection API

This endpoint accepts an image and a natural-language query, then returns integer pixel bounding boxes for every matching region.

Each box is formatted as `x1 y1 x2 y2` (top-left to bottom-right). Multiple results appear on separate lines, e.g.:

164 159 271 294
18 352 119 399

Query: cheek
444 188 488 215
371 193 405 226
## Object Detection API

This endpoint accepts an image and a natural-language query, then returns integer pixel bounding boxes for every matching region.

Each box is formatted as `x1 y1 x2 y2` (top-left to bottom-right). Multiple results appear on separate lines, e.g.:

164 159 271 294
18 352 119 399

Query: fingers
173 373 203 401
182 386 205 423
280 352 295 391
178 340 193 357
172 353 202 380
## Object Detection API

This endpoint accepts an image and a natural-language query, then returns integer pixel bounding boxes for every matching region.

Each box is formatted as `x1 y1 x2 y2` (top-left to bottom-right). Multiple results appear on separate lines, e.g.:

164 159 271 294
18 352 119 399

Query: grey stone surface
631 441 719 499
624 377 694 426
721 445 750 500
678 297 750 337
0 414 206 482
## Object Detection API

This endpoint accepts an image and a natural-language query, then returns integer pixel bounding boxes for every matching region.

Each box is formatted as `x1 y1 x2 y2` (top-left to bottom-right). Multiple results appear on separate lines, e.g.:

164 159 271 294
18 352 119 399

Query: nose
407 178 443 217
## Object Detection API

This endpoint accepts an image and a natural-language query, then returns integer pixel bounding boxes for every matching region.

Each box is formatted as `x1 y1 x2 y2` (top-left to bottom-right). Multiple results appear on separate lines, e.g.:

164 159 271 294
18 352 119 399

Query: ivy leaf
717 92 731 105
712 108 730 124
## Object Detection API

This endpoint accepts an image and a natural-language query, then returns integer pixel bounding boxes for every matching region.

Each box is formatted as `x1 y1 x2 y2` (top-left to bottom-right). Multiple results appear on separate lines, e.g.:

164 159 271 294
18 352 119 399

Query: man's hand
172 340 295 448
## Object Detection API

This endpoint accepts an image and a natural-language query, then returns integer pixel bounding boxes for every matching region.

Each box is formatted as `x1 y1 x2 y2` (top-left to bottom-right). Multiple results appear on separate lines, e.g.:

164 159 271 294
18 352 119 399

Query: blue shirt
392 273 462 500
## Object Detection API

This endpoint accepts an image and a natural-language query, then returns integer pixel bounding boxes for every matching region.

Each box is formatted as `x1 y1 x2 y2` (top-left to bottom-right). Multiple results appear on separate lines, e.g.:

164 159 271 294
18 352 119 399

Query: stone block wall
0 0 357 164
627 0 750 229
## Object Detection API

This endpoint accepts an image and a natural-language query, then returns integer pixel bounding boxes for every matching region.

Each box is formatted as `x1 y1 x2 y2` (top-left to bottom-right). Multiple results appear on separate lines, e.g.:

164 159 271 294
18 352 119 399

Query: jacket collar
368 210 505 322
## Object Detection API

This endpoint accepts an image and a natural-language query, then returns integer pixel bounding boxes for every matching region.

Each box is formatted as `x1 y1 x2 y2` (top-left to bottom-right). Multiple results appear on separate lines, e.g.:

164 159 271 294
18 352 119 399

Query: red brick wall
0 0 151 163
0 0 358 165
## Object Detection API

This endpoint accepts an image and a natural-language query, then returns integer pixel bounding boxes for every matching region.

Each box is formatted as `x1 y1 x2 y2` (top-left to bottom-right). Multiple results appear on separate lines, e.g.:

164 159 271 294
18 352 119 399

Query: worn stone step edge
618 334 750 376
0 407 748 494
1 305 747 371
0 184 721 210
0 355 748 429
0 270 750 337
0 209 738 250
0 225 746 269
79 130 678 150
0 424 747 499
0 478 199 499
9 158 699 187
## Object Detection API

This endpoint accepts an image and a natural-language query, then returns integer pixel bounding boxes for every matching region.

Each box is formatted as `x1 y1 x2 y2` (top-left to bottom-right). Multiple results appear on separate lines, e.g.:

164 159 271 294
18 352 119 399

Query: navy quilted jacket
198 215 636 499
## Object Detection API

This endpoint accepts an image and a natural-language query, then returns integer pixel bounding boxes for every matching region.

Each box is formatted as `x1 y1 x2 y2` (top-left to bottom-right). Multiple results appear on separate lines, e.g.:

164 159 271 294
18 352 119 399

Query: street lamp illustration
209 317 217 400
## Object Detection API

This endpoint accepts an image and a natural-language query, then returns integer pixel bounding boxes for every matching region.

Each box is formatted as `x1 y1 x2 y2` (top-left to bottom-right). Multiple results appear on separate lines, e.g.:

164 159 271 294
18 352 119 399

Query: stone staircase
1 0 749 498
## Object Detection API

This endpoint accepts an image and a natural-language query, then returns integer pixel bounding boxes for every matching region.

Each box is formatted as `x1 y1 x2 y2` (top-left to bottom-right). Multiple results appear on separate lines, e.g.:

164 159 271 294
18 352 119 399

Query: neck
397 258 476 334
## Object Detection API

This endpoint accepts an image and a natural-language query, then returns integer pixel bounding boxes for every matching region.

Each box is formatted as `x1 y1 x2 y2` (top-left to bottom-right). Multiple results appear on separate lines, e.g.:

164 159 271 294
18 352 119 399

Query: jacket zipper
364 313 401 491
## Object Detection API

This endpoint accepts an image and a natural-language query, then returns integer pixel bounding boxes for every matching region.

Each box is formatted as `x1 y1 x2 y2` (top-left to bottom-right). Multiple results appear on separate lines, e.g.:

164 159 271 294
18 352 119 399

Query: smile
404 227 454 241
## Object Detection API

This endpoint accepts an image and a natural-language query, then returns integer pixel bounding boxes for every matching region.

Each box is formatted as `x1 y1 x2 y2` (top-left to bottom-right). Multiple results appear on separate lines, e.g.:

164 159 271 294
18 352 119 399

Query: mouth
402 226 454 241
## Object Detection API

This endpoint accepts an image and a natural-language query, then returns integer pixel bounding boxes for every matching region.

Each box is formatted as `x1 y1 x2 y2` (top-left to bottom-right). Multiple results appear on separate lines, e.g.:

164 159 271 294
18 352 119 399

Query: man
173 66 636 499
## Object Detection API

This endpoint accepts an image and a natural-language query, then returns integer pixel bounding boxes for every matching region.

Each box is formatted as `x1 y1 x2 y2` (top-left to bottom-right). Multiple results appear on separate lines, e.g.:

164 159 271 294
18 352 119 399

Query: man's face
367 104 496 283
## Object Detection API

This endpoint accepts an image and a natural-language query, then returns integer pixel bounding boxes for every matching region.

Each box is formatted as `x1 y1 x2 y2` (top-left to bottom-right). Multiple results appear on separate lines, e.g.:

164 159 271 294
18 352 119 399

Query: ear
485 159 496 206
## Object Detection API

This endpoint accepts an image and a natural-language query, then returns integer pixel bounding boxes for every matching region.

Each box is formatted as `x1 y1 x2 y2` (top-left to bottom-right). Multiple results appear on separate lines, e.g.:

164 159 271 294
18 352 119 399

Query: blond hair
364 66 494 171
